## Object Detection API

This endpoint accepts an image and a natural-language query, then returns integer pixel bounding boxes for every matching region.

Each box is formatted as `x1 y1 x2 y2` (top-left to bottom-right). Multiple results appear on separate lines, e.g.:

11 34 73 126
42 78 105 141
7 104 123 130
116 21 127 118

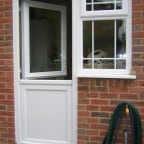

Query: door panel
20 80 72 144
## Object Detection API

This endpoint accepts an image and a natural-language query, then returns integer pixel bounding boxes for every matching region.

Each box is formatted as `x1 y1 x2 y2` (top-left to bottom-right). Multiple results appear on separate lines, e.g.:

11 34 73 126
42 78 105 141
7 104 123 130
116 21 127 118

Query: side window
21 0 66 78
83 20 126 69
79 0 132 77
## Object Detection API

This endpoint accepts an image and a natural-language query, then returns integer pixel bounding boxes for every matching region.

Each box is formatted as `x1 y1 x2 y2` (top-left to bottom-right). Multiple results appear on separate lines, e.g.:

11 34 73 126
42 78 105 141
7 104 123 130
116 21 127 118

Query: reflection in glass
94 59 114 69
86 4 92 11
86 0 122 11
83 21 92 58
116 20 126 70
116 60 126 69
116 1 122 9
94 20 114 58
30 7 61 73
94 3 114 10
116 20 126 58
83 19 126 69
87 0 92 2
83 60 92 69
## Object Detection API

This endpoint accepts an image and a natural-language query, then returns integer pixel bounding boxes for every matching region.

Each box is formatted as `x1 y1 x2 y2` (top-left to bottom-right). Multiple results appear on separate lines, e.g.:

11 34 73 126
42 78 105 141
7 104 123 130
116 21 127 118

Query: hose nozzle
125 104 129 114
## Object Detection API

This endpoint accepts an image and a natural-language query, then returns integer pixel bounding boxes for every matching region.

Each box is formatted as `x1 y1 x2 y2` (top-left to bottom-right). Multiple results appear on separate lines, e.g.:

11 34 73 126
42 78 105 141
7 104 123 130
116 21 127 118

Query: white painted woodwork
19 80 72 144
21 0 67 78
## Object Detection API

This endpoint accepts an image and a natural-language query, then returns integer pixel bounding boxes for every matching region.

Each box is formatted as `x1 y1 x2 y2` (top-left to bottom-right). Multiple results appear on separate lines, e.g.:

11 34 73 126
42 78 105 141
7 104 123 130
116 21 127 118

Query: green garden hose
103 102 142 144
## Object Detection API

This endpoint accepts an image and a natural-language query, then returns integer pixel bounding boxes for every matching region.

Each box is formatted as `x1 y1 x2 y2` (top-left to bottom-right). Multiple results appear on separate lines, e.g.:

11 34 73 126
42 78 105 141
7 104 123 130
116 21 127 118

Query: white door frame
12 0 78 143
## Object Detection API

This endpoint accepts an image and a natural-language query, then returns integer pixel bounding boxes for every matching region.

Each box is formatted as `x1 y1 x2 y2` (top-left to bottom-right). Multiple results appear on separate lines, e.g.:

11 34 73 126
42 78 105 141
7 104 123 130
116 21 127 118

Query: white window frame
77 0 136 79
81 0 128 17
21 0 67 79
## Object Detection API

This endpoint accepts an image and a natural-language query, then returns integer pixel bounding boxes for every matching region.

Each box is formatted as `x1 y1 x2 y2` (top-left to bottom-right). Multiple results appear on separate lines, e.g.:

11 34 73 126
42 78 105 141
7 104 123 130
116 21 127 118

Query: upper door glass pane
30 7 61 73
86 0 122 11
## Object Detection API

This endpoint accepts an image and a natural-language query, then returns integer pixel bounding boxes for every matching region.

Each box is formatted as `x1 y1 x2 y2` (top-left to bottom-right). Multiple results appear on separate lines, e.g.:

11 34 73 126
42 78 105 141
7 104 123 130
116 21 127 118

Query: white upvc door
13 0 79 144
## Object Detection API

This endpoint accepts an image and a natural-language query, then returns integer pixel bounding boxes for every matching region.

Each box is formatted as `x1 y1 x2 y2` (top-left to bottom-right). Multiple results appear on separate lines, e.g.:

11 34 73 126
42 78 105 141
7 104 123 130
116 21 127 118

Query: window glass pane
86 0 92 2
116 20 126 58
86 0 122 11
94 20 114 58
116 20 126 69
83 19 127 69
86 4 92 11
116 0 122 9
83 60 92 69
94 59 114 69
83 21 92 58
116 59 126 69
94 0 115 11
29 7 61 73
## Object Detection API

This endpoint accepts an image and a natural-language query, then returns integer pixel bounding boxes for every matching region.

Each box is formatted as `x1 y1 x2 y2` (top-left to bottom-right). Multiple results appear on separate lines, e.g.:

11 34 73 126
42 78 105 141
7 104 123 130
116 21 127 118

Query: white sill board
77 74 136 79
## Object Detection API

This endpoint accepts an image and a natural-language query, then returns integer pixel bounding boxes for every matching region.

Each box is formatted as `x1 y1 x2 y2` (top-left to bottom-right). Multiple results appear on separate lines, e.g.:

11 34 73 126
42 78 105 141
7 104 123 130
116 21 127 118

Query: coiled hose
103 102 142 144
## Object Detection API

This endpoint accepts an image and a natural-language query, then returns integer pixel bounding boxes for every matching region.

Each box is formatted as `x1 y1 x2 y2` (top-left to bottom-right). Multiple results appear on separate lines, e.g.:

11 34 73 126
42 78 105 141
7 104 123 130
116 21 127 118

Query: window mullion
114 20 117 69
92 0 94 12
114 0 116 10
92 21 94 69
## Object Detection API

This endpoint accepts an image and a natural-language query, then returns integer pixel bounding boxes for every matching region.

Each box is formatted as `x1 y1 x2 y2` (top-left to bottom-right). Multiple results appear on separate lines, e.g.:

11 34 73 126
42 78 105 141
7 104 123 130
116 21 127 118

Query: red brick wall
0 0 143 144
0 0 15 144
78 0 144 144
